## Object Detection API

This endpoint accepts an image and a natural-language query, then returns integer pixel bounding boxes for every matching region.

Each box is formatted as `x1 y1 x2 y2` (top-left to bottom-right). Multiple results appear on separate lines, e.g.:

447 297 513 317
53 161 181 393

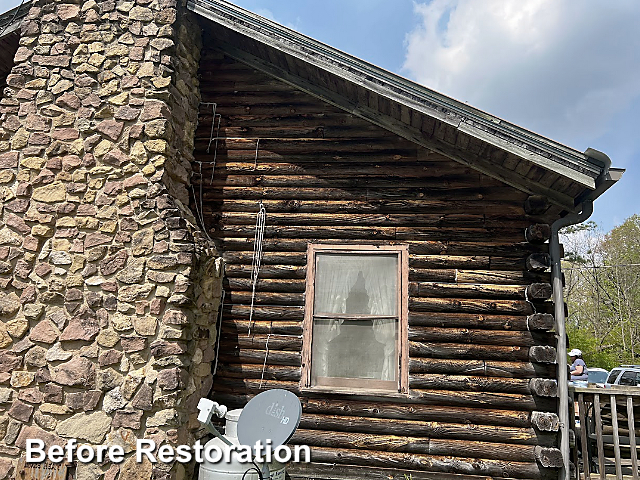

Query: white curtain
312 254 398 381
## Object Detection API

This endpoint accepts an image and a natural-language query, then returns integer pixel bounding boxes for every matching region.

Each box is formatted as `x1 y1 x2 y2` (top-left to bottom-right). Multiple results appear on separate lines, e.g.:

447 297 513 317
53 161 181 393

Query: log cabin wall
192 47 561 480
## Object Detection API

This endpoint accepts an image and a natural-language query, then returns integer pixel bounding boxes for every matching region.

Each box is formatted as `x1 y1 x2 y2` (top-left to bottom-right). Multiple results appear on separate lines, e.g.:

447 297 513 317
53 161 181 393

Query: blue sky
1 0 637 232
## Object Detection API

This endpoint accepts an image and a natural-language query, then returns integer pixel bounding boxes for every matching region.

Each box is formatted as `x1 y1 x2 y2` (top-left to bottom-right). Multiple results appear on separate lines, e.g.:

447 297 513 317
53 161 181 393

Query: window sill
300 385 409 399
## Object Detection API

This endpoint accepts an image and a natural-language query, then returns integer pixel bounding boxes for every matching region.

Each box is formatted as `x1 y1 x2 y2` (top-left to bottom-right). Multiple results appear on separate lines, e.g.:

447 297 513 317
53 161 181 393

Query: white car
569 367 609 388
604 366 640 387
587 367 609 385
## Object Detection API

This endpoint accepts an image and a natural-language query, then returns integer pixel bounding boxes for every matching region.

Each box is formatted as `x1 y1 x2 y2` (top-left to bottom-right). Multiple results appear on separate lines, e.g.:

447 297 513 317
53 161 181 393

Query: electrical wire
0 0 25 39
211 290 225 376
247 202 266 337
241 462 264 480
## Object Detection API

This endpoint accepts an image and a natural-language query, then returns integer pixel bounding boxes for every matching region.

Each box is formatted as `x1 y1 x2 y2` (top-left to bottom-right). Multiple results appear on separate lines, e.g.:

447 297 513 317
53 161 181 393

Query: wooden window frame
301 244 409 395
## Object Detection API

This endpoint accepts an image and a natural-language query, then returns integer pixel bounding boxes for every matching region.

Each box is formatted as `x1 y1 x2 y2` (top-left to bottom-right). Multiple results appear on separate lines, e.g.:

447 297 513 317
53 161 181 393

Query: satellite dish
236 389 302 449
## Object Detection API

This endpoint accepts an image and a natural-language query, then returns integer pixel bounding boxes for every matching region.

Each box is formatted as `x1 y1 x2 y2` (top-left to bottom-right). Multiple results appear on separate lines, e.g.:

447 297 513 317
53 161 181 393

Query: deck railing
570 386 640 480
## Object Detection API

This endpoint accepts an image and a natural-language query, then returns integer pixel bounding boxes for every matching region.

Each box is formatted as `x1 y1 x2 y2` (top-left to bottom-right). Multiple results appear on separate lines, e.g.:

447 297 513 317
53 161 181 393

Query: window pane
314 254 397 315
619 371 636 386
606 369 620 383
311 318 398 383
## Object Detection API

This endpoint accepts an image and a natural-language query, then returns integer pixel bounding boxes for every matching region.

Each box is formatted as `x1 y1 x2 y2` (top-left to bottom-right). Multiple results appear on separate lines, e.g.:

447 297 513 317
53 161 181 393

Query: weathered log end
531 411 560 432
527 313 555 331
525 224 551 244
529 378 558 397
524 195 550 215
534 446 564 468
529 345 557 364
526 283 553 300
526 253 551 272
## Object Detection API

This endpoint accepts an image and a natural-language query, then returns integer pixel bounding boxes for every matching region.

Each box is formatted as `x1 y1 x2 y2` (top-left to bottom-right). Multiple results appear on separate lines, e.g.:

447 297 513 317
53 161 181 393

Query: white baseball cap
569 349 582 357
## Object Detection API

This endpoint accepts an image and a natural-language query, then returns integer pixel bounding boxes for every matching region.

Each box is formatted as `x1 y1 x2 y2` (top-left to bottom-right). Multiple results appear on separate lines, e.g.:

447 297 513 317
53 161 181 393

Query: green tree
561 215 640 370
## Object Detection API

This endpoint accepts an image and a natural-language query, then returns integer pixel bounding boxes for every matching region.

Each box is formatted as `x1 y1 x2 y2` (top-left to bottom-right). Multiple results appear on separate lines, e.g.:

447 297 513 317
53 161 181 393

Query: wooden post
578 393 591 480
627 395 639 480
594 394 606 479
610 394 623 480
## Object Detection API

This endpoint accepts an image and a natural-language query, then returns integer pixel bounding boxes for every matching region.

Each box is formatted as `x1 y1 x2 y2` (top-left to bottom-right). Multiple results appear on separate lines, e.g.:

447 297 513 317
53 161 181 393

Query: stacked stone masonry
0 1 222 479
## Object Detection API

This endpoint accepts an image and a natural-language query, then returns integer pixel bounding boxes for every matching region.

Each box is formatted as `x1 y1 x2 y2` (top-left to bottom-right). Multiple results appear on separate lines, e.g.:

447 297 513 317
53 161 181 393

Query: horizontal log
224 264 307 279
221 304 304 320
295 397 532 427
213 224 397 240
409 388 556 412
215 363 300 381
216 211 504 228
205 159 457 173
219 333 302 351
299 413 542 445
409 374 546 395
217 237 549 256
525 224 551 244
207 197 526 216
214 389 551 423
203 185 529 202
409 312 530 330
223 251 307 265
212 225 525 243
304 446 556 479
410 341 531 362
408 326 553 347
224 290 303 306
526 283 552 300
409 298 533 314
222 319 302 335
291 429 541 462
225 277 306 293
194 136 415 154
409 358 556 379
217 348 301 366
409 268 456 282
203 176 497 192
456 269 550 285
287 462 513 480
411 255 489 269
410 282 525 299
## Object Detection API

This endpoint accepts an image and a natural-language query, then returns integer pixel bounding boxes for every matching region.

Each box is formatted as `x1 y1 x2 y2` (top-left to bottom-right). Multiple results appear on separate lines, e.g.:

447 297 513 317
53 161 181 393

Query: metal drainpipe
551 199 593 480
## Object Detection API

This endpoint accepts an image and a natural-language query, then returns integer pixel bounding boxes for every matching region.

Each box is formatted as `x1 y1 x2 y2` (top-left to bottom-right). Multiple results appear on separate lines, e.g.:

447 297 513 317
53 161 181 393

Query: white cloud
402 0 640 146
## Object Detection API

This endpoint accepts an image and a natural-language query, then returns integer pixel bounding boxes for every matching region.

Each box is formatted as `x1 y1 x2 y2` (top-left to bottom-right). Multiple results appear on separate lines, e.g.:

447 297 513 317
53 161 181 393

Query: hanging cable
254 138 260 170
211 290 226 377
190 162 214 244
0 0 25 38
247 202 266 337
259 330 271 390
204 102 218 154
209 113 222 185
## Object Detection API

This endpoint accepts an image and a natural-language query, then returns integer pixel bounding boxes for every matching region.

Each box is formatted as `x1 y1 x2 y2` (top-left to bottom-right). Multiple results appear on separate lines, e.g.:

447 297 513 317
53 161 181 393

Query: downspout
551 200 593 480
554 148 614 480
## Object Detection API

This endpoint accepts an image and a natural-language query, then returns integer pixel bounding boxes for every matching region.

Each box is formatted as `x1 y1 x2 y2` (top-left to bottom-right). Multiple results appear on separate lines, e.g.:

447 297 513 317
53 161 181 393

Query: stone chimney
0 1 221 479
